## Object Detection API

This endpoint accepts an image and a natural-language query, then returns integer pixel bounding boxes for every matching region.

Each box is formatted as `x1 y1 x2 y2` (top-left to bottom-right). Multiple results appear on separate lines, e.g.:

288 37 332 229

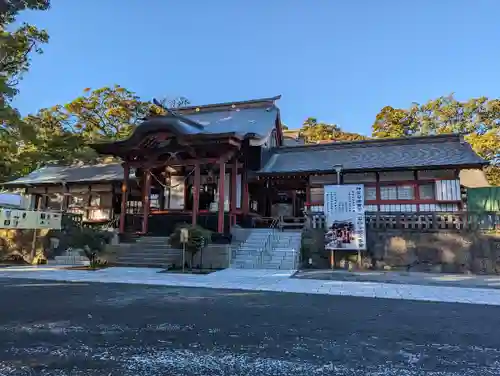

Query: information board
324 184 366 250
0 209 62 230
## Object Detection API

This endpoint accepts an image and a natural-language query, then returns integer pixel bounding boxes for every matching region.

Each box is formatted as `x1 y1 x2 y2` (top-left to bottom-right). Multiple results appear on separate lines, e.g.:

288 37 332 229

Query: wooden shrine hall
89 96 284 238
87 95 487 239
2 95 488 239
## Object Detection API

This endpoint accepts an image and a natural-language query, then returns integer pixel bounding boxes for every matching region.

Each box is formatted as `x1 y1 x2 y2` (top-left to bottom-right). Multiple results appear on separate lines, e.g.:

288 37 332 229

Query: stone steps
230 229 302 270
114 236 179 267
114 236 234 269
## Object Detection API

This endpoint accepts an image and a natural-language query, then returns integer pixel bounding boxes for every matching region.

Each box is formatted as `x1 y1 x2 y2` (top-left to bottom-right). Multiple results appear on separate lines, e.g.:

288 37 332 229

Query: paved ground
295 269 500 289
1 278 500 375
3 266 500 306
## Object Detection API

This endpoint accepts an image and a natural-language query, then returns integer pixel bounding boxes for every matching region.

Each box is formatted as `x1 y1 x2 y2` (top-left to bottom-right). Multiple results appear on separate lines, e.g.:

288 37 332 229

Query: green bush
170 224 211 268
170 224 211 251
68 227 113 269
68 227 113 253
45 224 113 267
301 228 327 268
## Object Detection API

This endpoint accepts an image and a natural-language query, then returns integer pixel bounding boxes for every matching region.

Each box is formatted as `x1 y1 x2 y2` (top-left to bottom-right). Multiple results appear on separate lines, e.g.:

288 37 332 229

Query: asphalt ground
0 277 499 375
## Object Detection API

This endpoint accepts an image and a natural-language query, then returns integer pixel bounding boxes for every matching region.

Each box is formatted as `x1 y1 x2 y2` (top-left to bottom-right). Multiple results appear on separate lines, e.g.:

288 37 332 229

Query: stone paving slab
295 269 500 289
1 266 500 306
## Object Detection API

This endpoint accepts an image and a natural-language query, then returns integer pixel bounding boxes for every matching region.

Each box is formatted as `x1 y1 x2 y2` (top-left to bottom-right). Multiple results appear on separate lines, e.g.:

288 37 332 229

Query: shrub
301 228 328 268
69 227 112 253
170 224 211 268
66 227 113 268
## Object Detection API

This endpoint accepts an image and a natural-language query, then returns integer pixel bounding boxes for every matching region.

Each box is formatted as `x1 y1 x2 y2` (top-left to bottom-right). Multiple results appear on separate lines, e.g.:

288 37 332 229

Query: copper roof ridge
172 95 281 113
274 133 462 153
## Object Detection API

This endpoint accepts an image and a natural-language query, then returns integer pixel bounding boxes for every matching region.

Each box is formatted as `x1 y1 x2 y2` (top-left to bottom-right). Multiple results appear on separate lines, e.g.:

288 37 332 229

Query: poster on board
0 209 62 230
323 184 366 250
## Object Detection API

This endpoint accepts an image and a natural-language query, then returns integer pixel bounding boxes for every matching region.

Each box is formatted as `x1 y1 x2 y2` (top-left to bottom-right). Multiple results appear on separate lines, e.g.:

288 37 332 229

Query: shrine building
3 96 488 237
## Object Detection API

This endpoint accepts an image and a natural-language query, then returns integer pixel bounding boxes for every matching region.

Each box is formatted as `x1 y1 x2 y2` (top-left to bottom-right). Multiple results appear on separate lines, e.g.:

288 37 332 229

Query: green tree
153 96 190 111
19 107 87 170
372 106 416 138
371 94 500 186
0 0 50 181
0 0 50 120
5 86 191 181
299 117 367 143
63 85 152 142
12 85 153 177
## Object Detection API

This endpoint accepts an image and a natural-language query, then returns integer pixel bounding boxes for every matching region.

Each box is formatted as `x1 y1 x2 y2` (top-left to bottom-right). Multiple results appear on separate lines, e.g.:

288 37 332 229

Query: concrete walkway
1 266 500 306
295 269 500 289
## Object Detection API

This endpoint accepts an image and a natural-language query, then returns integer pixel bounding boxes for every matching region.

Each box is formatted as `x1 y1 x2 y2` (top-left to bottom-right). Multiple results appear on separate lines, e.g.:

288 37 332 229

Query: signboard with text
324 184 366 250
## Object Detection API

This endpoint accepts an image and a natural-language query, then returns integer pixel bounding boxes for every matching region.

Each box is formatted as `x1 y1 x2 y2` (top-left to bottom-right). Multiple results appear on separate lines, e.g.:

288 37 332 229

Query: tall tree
63 85 152 142
298 117 367 143
0 0 50 180
371 94 500 185
15 85 153 173
153 96 190 111
372 106 416 138
0 0 49 115
6 86 191 180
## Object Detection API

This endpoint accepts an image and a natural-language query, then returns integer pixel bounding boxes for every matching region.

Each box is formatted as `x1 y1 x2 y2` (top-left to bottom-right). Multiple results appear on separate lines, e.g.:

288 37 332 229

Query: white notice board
324 184 366 250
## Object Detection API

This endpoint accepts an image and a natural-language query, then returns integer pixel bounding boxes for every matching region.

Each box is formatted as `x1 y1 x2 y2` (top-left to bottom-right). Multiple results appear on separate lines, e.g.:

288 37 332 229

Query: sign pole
182 242 186 273
180 228 189 273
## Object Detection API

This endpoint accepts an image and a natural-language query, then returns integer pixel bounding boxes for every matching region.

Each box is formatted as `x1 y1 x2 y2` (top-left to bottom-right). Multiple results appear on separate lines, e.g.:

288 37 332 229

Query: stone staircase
114 237 181 267
230 229 302 270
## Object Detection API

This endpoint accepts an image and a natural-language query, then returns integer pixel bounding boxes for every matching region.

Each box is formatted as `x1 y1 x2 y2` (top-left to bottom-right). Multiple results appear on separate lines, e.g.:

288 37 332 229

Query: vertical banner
324 184 366 250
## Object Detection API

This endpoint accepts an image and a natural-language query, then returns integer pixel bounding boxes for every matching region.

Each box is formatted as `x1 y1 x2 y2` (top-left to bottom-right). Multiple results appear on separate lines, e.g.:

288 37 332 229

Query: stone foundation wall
0 229 51 263
303 228 500 274
367 230 500 274
148 244 230 269
190 244 230 269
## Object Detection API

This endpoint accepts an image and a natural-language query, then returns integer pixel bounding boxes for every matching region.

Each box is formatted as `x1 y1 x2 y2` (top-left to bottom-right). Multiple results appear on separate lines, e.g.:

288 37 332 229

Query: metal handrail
258 217 278 266
229 217 279 268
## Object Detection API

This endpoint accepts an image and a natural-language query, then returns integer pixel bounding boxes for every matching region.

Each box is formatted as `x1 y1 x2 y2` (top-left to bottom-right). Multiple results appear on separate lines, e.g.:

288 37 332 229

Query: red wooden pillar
218 159 226 233
242 170 249 214
141 169 152 234
230 159 237 225
192 162 200 225
119 163 130 234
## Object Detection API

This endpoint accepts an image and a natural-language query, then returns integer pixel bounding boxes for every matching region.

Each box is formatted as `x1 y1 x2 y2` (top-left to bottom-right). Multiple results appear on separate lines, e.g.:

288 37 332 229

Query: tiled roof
176 104 279 139
3 164 133 186
90 96 281 154
258 134 487 174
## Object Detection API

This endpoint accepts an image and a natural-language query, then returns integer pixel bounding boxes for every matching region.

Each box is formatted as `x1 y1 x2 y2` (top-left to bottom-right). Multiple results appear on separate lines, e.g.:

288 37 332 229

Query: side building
2 163 137 224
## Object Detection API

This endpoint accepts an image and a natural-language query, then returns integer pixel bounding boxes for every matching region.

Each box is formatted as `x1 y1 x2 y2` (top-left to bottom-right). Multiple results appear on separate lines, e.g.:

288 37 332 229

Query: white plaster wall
169 175 185 209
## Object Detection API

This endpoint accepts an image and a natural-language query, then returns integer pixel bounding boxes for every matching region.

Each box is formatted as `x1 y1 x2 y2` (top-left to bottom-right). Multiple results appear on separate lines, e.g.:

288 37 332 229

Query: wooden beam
218 159 225 233
129 157 228 169
230 158 237 214
242 169 249 215
192 162 200 225
141 169 152 234
119 163 130 234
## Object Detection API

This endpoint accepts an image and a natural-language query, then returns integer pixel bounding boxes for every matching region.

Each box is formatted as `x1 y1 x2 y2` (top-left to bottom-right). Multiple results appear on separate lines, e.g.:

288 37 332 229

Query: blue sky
14 0 500 136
